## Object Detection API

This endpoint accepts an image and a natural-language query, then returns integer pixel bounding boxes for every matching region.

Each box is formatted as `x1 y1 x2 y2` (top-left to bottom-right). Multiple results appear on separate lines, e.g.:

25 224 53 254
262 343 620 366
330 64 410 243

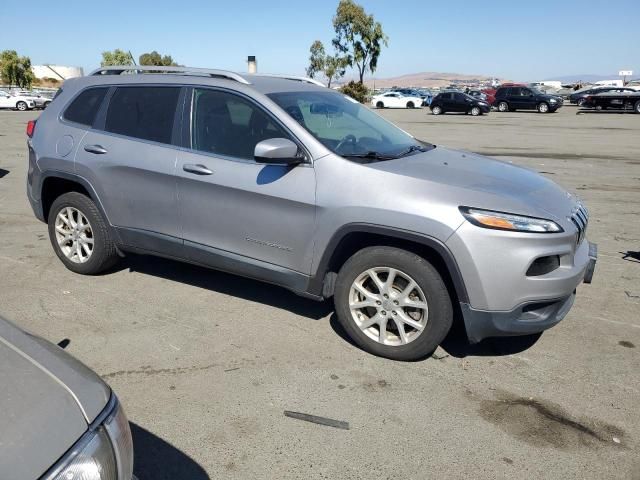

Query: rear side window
105 87 180 144
63 87 108 126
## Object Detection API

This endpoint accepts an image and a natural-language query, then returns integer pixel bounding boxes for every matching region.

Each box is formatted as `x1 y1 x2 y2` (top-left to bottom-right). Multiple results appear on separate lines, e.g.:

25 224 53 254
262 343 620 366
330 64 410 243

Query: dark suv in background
430 92 491 116
494 86 563 113
569 87 637 106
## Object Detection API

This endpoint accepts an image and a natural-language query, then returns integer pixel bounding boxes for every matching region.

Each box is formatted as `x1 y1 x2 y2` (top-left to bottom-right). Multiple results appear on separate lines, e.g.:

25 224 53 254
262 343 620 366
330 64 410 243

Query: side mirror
254 138 303 165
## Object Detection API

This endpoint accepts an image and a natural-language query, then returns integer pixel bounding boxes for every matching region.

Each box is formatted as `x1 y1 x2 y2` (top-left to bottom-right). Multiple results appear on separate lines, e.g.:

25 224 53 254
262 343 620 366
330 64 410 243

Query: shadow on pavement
130 423 210 480
0 168 9 179
120 254 333 320
621 251 640 263
441 327 543 358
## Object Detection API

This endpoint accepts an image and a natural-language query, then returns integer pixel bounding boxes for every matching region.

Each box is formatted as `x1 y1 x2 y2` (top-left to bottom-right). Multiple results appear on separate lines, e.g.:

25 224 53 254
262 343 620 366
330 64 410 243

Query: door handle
183 164 213 175
84 145 107 155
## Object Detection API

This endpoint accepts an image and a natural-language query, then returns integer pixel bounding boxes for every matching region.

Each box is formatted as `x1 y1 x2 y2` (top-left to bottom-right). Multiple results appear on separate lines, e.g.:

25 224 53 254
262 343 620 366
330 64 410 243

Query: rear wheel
497 101 509 112
334 247 453 361
48 192 119 275
470 106 481 116
431 105 443 115
537 102 549 113
406 101 415 109
16 101 27 111
376 101 384 108
577 98 586 107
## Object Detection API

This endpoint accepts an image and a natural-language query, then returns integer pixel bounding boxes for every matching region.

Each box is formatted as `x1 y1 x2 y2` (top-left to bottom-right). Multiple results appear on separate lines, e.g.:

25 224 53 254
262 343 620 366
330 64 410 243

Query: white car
12 90 52 109
0 90 35 111
371 91 423 109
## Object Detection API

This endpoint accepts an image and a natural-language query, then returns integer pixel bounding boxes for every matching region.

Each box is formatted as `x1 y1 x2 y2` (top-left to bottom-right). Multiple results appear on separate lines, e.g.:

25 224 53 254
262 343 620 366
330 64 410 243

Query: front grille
570 204 589 246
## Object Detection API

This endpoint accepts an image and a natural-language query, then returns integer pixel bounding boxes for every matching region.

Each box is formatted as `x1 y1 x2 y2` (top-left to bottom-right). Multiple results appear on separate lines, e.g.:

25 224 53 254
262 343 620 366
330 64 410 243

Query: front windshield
267 91 430 159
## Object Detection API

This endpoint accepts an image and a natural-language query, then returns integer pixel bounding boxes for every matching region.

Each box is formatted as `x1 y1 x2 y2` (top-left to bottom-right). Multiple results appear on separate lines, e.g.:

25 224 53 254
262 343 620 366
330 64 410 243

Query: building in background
31 65 84 81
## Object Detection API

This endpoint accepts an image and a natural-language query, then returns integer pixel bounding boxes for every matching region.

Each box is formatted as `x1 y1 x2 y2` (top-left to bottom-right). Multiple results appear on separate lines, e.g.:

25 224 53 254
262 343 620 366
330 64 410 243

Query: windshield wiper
394 145 429 158
342 151 398 161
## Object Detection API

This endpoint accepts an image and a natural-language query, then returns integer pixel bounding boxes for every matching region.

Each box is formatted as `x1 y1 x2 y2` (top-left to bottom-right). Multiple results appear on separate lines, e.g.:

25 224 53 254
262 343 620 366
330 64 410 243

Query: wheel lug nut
376 301 381 305
383 294 388 299
381 311 386 316
393 300 399 305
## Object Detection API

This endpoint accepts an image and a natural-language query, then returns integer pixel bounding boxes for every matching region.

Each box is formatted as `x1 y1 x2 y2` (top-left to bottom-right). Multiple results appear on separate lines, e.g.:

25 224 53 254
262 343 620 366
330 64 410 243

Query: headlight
45 397 133 480
549 98 557 103
460 207 563 233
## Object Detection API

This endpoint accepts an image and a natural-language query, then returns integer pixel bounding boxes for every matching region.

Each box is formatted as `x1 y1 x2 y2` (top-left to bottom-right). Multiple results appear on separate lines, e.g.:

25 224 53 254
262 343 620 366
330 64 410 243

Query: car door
452 93 469 112
75 85 182 248
176 87 316 276
0 91 12 108
520 88 538 109
384 93 399 108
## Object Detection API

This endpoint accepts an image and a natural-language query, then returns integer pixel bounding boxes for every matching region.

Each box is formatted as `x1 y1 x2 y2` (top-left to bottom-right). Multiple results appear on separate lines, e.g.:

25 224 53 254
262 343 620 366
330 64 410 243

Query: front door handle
183 164 213 175
84 144 107 155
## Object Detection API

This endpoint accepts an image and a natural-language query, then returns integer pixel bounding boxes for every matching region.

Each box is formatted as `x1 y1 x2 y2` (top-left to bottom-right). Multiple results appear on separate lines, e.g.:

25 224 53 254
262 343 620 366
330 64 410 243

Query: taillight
26 120 36 138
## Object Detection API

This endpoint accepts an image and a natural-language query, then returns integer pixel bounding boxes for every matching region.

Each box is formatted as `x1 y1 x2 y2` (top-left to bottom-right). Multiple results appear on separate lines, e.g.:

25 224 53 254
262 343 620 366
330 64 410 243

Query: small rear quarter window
63 87 109 126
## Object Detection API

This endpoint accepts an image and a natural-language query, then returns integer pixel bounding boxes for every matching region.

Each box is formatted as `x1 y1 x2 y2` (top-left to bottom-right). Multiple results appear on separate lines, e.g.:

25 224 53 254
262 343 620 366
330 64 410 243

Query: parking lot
1 105 639 479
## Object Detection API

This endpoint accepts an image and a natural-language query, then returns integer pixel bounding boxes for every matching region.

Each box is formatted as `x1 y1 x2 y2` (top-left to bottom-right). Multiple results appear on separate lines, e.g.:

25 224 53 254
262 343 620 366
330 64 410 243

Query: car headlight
549 98 557 103
460 207 563 233
45 397 133 480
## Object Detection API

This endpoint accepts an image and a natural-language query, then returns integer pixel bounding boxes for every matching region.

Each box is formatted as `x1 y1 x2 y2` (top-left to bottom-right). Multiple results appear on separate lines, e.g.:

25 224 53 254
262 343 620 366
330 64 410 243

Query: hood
366 146 576 221
0 317 110 479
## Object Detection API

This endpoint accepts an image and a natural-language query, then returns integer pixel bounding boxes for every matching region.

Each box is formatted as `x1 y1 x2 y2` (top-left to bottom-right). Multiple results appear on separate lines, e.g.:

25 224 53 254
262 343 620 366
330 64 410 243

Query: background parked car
581 90 640 112
493 86 563 113
0 90 35 110
569 87 636 106
430 91 491 116
465 89 488 101
0 315 134 480
371 91 423 109
12 90 52 109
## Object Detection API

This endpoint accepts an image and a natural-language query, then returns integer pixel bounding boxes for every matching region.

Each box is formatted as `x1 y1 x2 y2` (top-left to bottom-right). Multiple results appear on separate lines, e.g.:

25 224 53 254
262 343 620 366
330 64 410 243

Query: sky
1 0 638 81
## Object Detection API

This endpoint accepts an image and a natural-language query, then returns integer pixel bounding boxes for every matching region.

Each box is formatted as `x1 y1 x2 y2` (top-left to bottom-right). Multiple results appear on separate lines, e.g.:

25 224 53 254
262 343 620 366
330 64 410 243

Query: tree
340 81 369 103
0 50 35 88
101 49 134 67
306 40 347 88
139 51 178 67
332 0 388 84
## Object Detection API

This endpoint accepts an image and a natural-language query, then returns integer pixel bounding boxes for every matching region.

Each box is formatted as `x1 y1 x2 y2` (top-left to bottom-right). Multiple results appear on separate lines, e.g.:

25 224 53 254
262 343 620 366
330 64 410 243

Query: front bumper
461 241 597 343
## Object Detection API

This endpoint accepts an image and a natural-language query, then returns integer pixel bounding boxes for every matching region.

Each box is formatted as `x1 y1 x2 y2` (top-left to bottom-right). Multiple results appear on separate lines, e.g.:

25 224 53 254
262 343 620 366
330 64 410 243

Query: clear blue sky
1 0 638 81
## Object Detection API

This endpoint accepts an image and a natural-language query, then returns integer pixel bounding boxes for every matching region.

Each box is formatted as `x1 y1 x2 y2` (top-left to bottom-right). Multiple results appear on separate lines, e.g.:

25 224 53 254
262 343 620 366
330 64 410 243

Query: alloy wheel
54 207 94 264
348 267 429 346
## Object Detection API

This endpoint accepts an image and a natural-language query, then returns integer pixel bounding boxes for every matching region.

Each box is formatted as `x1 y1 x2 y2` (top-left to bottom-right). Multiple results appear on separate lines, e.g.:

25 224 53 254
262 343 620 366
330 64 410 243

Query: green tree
139 51 178 66
0 50 35 88
340 80 369 103
306 40 347 88
100 49 134 67
332 0 388 84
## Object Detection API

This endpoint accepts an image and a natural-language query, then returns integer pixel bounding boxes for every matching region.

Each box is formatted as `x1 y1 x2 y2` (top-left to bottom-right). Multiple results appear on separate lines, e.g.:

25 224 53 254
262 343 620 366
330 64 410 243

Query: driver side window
191 88 291 161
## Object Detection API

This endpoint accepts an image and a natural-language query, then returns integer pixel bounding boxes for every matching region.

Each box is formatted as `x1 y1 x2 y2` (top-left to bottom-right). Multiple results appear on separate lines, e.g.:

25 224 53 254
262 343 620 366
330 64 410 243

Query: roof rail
88 65 251 85
251 73 326 87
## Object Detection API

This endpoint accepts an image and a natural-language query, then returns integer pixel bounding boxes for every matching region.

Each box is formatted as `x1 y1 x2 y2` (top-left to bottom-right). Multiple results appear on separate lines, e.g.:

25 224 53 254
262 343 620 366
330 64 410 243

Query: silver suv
26 66 597 361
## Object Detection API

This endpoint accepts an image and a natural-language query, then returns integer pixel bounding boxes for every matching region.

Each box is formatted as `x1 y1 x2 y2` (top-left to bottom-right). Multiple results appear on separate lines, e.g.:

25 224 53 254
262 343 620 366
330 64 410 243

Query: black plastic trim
308 223 469 303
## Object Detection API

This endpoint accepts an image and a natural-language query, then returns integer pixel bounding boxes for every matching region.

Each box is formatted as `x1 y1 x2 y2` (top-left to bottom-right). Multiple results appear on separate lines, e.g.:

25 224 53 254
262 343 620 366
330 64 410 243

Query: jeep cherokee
26 66 596 361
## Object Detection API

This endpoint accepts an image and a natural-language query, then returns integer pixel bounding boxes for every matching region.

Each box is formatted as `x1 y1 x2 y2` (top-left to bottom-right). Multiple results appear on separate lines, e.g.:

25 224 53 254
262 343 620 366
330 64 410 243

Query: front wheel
470 106 481 116
406 101 415 109
16 101 27 111
334 247 453 361
537 102 550 113
635 100 640 114
48 192 119 275
431 105 443 115
497 101 509 112
376 101 384 109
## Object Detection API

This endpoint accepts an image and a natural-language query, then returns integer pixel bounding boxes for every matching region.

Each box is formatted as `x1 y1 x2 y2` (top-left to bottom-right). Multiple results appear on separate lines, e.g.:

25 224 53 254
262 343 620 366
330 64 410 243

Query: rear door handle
183 164 213 175
84 145 107 155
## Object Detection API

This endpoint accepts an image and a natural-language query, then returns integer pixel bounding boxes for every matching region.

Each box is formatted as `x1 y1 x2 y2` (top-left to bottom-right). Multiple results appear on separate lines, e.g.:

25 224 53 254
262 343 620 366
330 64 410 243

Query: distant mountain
337 71 507 89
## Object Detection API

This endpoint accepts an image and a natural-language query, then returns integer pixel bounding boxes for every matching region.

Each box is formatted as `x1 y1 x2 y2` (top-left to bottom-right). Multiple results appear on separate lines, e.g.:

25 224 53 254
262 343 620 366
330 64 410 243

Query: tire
376 101 384 108
537 102 549 113
334 246 453 361
470 106 481 116
635 100 640 114
431 105 443 115
48 192 118 275
16 101 27 111
577 98 586 107
497 101 509 112
406 101 415 109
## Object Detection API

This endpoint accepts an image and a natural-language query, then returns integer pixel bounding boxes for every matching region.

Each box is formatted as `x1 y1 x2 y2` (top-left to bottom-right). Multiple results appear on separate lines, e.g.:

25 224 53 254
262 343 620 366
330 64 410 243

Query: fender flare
307 223 469 303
